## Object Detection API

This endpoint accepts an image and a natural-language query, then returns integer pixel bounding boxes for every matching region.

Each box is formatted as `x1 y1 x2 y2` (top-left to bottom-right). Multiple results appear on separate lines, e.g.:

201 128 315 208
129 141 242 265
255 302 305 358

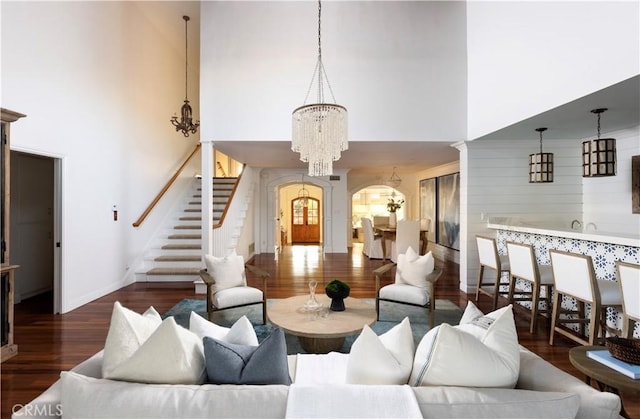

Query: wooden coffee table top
267 295 376 339
569 345 640 396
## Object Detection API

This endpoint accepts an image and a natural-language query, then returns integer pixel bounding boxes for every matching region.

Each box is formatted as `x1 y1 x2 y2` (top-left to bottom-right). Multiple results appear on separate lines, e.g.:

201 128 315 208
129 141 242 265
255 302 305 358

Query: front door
291 197 320 243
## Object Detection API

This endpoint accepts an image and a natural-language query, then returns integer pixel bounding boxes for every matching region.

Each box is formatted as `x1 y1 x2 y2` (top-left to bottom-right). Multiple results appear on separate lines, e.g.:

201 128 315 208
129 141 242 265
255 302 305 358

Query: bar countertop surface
488 223 640 248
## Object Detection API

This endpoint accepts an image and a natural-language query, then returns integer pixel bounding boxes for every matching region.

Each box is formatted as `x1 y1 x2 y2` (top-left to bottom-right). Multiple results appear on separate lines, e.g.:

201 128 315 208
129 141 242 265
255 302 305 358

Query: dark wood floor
2 244 638 418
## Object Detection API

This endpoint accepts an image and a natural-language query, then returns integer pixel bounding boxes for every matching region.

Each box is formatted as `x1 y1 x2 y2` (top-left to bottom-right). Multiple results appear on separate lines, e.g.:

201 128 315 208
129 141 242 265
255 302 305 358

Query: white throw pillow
346 317 415 384
203 250 246 293
189 312 259 346
410 304 519 388
101 302 162 378
396 247 435 288
105 316 205 384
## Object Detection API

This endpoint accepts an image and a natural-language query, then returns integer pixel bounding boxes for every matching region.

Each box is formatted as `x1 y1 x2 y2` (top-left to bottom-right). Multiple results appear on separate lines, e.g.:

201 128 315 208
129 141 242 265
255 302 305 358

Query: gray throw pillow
203 328 291 385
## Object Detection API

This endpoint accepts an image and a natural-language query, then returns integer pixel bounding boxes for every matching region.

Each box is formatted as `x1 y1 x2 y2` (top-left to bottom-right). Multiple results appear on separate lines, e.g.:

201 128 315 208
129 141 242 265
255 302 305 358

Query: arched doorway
277 181 323 247
351 185 405 242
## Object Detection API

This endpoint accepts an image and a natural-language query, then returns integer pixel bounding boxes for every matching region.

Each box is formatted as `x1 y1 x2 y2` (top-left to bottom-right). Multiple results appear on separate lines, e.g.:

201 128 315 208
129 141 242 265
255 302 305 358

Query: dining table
373 225 429 261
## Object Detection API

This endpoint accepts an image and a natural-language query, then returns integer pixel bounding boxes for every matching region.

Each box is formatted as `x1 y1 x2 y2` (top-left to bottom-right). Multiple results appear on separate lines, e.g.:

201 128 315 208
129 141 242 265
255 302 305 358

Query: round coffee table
569 345 640 418
268 295 376 354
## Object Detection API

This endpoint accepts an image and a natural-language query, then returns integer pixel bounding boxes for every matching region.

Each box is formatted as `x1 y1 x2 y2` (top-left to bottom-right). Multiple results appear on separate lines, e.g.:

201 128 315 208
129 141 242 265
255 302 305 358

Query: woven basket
606 336 640 365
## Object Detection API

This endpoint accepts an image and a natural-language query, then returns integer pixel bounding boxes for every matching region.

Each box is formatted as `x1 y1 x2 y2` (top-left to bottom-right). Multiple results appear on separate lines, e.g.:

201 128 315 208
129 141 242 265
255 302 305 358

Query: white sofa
13 346 621 419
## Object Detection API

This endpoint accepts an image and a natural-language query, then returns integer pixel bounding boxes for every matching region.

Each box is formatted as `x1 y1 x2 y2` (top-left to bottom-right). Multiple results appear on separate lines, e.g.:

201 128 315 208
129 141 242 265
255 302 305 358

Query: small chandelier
582 108 616 177
291 0 348 177
529 127 553 183
170 15 199 137
297 183 310 208
386 167 402 188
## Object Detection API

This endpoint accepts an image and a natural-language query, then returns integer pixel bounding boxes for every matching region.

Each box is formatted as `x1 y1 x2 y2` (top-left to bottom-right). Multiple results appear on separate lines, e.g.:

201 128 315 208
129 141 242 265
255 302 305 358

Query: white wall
200 1 467 142
467 1 640 140
583 126 640 233
2 1 200 312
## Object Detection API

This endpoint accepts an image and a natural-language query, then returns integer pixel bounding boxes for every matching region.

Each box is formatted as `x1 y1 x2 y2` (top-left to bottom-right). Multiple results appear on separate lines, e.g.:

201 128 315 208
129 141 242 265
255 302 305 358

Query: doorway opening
10 151 61 314
351 185 405 242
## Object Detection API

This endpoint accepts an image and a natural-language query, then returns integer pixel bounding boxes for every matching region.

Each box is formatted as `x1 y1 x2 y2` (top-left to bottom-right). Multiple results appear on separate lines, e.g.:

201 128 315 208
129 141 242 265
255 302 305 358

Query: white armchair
374 247 442 328
200 252 269 324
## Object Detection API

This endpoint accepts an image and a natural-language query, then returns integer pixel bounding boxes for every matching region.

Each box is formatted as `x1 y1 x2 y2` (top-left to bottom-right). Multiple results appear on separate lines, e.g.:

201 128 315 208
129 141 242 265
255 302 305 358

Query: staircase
142 177 237 282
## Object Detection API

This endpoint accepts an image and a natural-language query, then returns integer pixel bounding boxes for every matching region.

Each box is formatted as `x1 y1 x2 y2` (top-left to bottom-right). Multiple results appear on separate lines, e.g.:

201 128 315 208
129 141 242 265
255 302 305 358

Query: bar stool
616 261 640 338
549 250 623 346
475 235 511 310
506 241 554 334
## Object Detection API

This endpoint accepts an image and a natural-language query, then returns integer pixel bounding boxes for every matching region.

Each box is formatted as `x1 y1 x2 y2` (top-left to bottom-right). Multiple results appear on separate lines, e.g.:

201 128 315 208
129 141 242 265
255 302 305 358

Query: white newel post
201 139 214 258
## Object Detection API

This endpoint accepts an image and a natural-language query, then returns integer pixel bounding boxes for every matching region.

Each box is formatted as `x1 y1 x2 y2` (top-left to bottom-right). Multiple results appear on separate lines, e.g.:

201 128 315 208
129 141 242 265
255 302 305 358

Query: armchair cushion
204 251 246 294
396 247 435 288
190 313 259 346
346 317 415 385
203 328 291 385
212 287 264 310
379 283 429 306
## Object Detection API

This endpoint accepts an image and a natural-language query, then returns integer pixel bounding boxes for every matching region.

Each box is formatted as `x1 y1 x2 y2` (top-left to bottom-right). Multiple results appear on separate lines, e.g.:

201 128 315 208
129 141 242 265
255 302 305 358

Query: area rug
163 298 463 354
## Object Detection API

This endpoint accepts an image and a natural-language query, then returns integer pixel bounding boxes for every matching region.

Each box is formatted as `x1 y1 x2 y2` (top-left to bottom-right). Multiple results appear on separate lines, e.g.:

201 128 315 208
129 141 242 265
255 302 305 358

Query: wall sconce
529 127 553 183
582 108 616 177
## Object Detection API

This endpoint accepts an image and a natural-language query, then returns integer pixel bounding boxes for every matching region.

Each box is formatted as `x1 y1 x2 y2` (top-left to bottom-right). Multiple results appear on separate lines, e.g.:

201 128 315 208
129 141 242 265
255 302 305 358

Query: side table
569 345 640 418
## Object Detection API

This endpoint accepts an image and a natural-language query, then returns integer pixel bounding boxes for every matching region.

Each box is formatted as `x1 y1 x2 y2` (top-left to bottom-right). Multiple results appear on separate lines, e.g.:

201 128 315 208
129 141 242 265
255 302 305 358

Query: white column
201 139 214 257
452 141 470 293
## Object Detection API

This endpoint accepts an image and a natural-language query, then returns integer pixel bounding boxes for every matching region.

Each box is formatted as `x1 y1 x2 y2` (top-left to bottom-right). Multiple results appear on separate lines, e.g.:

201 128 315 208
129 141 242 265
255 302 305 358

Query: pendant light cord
184 16 189 101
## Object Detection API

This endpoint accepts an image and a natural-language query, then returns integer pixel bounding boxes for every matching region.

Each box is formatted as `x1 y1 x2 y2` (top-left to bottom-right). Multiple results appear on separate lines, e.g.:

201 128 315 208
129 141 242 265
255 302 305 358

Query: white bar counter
488 223 640 248
488 222 639 338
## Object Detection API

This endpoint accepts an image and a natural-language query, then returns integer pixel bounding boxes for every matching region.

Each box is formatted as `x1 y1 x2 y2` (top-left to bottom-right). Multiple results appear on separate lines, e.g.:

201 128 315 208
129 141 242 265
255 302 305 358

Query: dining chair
549 250 622 346
506 241 554 334
200 252 269 324
361 217 388 259
616 261 640 338
475 235 511 310
390 220 420 263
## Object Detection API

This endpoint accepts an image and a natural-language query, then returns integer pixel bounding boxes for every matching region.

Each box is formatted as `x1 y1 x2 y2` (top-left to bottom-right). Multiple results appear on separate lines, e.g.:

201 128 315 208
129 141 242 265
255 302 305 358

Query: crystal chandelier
170 15 200 137
582 108 616 177
529 127 554 183
292 0 348 177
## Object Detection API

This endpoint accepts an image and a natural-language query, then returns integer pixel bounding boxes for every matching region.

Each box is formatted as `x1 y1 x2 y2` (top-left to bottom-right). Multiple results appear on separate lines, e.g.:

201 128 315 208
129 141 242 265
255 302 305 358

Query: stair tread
146 267 201 275
179 216 201 221
168 234 201 239
174 225 201 229
162 244 201 250
155 255 201 262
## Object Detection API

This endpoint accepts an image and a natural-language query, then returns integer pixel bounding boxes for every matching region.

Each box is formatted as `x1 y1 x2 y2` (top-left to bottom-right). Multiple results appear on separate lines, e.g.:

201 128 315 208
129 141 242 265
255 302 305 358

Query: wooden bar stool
475 235 511 310
549 250 623 346
616 261 640 338
506 241 554 334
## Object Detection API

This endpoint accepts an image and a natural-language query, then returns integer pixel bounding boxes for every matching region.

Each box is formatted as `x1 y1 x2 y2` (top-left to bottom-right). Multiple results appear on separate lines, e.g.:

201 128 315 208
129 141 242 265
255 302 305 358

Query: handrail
213 164 246 229
132 143 201 227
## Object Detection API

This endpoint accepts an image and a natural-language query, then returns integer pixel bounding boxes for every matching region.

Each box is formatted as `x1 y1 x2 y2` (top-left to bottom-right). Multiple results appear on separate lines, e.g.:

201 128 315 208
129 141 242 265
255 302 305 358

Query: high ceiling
149 3 638 175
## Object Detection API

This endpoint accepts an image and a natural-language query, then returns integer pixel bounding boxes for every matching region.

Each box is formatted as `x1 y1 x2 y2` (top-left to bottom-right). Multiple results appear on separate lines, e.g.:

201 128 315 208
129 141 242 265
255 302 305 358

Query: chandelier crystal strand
291 0 348 176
